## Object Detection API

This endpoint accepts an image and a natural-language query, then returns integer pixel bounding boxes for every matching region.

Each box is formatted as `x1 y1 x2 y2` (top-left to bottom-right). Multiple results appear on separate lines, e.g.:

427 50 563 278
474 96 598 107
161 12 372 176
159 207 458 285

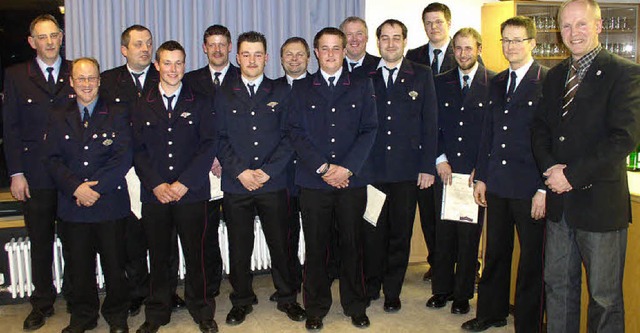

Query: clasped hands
153 181 189 204
322 164 351 189
544 164 572 194
74 181 100 207
238 169 270 191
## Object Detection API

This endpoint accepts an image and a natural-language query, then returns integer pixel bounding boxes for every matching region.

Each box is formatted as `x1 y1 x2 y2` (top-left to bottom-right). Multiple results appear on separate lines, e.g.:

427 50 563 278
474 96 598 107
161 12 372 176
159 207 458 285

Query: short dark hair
121 25 152 47
72 57 101 74
376 19 408 40
453 27 482 48
339 16 369 34
155 40 186 62
422 2 451 23
500 16 537 39
203 24 232 45
280 37 310 57
313 27 346 49
237 31 267 53
29 14 61 36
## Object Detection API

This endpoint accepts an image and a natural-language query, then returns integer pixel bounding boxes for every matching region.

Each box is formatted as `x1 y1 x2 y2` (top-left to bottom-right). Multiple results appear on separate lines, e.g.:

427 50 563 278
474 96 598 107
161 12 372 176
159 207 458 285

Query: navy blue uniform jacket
44 99 132 222
435 64 495 174
3 58 76 188
215 76 293 194
369 59 438 183
475 62 547 200
100 64 160 107
288 70 378 190
132 83 217 204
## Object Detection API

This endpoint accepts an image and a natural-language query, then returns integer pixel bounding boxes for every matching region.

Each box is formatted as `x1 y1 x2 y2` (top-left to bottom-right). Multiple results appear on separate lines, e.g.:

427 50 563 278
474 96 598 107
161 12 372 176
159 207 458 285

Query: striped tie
562 63 580 117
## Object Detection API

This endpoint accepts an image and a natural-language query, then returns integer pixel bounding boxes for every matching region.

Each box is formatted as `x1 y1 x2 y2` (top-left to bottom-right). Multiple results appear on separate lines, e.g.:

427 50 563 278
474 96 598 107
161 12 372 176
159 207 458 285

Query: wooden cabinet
481 1 639 72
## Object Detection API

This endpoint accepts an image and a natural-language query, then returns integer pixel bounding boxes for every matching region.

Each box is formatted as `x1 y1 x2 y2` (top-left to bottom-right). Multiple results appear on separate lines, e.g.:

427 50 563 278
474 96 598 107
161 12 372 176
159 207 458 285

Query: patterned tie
213 72 221 87
46 67 55 93
164 94 175 118
562 63 580 117
506 71 517 101
248 84 255 97
385 67 396 91
431 49 442 75
461 75 470 98
82 107 90 129
132 72 144 92
328 76 336 91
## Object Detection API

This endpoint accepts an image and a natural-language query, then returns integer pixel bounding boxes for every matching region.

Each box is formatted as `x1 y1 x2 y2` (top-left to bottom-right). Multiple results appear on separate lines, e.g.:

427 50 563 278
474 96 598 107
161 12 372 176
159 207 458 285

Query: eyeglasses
73 76 99 84
33 32 62 41
500 38 534 46
425 20 447 28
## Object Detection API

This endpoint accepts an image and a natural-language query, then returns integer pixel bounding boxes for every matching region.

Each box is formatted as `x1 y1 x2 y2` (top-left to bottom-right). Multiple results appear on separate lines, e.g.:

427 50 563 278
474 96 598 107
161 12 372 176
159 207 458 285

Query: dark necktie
328 76 336 91
46 67 55 93
506 71 517 101
461 75 470 98
385 66 396 91
562 63 580 117
164 94 175 118
349 62 358 72
431 49 442 75
132 72 144 92
213 72 221 87
82 107 90 129
248 84 255 97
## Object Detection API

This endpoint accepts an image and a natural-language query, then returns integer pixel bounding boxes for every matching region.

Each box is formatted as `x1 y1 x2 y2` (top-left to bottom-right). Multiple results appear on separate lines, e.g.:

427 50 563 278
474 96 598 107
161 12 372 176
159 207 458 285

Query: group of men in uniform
3 0 639 333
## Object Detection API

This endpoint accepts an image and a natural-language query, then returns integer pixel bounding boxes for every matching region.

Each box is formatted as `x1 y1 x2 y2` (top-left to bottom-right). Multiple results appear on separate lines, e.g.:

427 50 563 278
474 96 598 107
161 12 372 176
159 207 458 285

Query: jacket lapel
27 59 51 95
311 71 333 102
465 64 490 105
509 62 543 105
171 85 196 125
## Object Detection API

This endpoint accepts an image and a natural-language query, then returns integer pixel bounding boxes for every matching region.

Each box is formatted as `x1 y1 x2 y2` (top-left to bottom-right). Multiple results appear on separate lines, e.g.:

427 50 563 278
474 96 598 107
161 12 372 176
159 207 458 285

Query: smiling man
339 16 380 76
132 41 218 333
3 14 76 331
532 1 640 331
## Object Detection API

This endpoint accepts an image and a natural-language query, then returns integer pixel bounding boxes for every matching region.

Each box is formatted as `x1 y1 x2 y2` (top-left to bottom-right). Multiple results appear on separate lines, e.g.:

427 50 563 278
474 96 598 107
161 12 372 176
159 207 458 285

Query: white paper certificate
441 173 479 223
364 185 386 226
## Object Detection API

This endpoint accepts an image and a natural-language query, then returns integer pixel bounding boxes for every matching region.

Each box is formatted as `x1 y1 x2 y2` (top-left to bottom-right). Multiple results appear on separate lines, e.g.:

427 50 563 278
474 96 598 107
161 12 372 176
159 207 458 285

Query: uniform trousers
24 188 71 311
300 187 367 318
476 192 545 333
224 189 296 306
363 181 417 301
124 214 149 303
63 218 128 329
203 199 222 297
141 201 215 325
417 186 438 268
285 193 302 292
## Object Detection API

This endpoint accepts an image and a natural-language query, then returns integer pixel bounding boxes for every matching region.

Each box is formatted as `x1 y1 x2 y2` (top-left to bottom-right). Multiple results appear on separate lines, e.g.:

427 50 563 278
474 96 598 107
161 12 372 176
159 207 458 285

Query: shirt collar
36 56 62 80
286 72 307 86
209 62 230 82
458 61 479 87
510 58 534 81
127 64 150 75
320 67 343 86
241 74 264 94
572 45 602 73
158 82 183 104
376 57 404 70
77 98 99 117
429 39 450 56
345 54 365 68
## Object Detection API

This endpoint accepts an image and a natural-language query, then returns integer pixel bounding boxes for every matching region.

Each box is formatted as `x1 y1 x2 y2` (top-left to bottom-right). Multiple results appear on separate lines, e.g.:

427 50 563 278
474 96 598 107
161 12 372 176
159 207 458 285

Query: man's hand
473 180 487 207
153 183 177 204
238 169 263 191
436 162 452 185
323 165 351 188
74 181 100 207
254 169 271 184
417 173 435 189
531 191 546 220
10 174 31 201
211 158 222 178
468 169 476 188
169 181 189 201
543 164 572 194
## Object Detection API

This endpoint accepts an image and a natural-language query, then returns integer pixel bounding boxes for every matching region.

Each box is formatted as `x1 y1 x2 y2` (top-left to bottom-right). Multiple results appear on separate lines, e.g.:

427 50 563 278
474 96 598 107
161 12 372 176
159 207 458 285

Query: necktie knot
462 75 470 87
349 62 358 72
46 67 54 75
328 76 336 88
163 94 175 113
214 72 221 86
431 49 442 75
82 107 90 128
384 66 397 90
132 72 144 92
247 83 256 97
507 71 517 99
46 67 56 92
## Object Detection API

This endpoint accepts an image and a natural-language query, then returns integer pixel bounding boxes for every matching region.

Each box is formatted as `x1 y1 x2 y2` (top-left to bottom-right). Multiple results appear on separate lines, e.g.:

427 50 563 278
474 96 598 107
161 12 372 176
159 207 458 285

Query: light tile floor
0 264 515 332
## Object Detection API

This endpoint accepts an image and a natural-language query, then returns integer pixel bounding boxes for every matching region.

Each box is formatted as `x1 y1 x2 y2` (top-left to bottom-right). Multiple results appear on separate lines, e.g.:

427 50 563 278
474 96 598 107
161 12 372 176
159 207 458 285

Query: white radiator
4 217 305 299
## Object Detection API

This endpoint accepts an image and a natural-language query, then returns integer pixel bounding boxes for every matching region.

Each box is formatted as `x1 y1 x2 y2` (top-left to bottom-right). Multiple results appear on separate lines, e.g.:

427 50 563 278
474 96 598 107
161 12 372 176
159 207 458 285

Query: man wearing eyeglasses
2 14 75 331
44 57 132 333
462 16 547 332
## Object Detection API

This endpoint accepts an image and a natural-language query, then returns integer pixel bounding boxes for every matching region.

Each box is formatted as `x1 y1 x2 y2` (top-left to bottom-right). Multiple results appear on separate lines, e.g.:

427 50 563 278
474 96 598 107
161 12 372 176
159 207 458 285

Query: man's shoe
422 268 432 281
129 297 144 317
109 326 129 333
60 321 97 333
172 294 186 310
451 299 470 314
136 322 161 333
305 317 323 331
23 308 54 331
277 302 306 322
225 305 252 325
198 319 218 333
350 313 370 328
269 291 278 302
426 294 452 308
383 298 401 313
461 318 507 332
